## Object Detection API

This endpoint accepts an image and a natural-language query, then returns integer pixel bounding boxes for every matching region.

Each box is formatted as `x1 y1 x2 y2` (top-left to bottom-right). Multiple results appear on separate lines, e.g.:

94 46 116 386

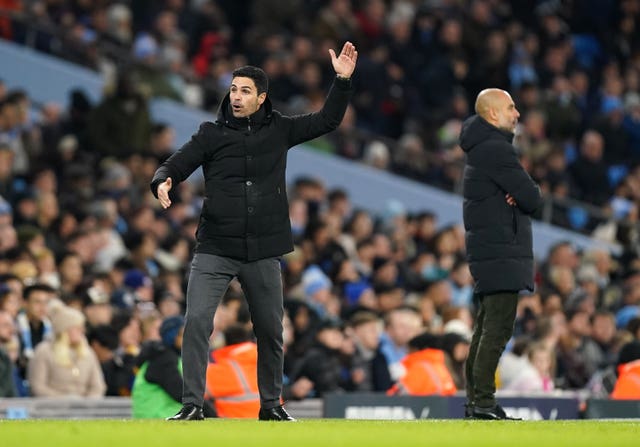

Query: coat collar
216 93 272 129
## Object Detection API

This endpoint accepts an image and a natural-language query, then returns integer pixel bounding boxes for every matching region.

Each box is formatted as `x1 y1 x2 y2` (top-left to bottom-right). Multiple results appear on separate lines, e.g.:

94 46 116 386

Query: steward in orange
611 341 640 400
611 360 640 399
205 325 260 418
387 332 456 396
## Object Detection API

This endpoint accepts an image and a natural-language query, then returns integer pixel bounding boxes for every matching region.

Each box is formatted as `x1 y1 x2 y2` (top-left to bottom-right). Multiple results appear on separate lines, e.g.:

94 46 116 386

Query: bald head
475 89 508 118
474 88 520 133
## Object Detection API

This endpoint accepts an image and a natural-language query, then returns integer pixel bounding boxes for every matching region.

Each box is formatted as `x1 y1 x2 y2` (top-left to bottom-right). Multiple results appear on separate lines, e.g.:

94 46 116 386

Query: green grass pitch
1 419 639 447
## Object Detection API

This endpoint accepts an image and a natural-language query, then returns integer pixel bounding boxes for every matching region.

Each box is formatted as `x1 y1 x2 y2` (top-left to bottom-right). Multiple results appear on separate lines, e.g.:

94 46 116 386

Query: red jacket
387 348 457 396
205 342 260 418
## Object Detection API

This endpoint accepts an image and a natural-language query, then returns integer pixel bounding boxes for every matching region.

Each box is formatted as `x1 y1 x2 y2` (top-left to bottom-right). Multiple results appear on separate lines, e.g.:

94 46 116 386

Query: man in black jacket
459 88 542 420
151 42 358 421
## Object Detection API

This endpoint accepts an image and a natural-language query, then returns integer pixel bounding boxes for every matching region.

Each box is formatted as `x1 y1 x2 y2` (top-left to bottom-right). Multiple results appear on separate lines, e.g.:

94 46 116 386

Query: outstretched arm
286 42 357 146
329 41 358 79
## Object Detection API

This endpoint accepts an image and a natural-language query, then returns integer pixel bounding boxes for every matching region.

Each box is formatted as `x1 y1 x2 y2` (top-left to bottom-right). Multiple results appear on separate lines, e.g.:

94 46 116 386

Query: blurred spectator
28 300 106 397
345 310 390 392
439 331 470 390
0 309 17 397
0 280 21 319
87 73 152 160
378 305 424 381
87 324 133 397
502 341 555 393
591 310 619 368
16 283 55 392
111 310 142 361
287 318 350 398
132 315 184 418
386 331 456 396
568 130 611 207
556 308 603 389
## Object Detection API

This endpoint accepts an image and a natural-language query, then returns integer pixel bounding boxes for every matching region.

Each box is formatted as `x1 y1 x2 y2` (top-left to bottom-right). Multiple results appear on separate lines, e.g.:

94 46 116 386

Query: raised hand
158 177 173 209
329 41 358 79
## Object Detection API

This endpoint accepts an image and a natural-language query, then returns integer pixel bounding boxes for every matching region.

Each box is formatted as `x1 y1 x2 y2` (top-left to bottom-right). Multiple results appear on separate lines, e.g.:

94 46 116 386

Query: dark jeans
465 291 518 408
181 253 284 409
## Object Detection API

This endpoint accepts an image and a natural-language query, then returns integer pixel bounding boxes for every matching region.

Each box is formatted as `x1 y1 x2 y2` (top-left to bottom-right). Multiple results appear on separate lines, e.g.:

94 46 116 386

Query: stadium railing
2 394 640 420
0 397 322 419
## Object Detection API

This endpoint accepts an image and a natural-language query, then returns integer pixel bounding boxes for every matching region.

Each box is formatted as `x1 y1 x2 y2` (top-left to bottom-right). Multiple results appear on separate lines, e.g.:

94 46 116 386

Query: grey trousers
182 253 284 409
465 291 518 408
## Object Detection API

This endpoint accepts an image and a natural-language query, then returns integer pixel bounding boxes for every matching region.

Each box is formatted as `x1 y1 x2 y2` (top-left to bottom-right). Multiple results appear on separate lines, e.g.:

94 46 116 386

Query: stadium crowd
2 0 640 236
1 0 640 412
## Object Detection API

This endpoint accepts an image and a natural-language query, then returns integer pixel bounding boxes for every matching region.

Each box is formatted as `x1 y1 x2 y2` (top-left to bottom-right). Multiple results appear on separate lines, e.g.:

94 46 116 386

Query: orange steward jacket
611 360 640 400
205 342 260 417
387 348 457 396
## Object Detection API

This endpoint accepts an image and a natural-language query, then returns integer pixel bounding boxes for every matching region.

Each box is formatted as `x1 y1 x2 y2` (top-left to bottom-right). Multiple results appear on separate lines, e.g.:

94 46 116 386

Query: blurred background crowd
1 0 640 411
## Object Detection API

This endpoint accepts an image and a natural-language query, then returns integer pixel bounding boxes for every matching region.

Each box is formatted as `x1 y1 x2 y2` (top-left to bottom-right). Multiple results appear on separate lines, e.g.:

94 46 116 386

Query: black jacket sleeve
150 122 210 197
479 141 543 215
144 353 183 402
371 350 393 392
285 76 353 147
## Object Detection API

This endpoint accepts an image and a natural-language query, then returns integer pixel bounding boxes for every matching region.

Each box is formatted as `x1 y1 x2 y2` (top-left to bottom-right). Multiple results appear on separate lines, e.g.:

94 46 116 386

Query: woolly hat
302 265 332 298
160 315 185 348
344 281 372 306
124 269 152 289
48 299 86 335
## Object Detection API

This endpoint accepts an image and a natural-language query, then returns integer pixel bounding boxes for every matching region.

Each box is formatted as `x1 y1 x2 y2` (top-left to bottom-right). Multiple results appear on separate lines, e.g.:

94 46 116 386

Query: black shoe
258 405 296 421
464 402 474 419
471 404 521 420
166 404 205 421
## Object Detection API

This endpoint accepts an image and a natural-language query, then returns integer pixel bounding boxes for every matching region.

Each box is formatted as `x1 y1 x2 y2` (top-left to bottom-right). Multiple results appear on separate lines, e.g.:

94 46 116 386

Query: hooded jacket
459 115 542 295
151 77 352 261
131 341 182 418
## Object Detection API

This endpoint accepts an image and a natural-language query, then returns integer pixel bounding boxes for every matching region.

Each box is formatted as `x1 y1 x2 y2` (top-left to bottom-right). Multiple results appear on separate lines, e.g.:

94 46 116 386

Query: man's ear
258 92 267 106
487 107 499 123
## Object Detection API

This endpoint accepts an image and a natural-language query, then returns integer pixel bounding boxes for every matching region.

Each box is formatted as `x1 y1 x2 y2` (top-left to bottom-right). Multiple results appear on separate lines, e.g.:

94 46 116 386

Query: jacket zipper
511 208 518 243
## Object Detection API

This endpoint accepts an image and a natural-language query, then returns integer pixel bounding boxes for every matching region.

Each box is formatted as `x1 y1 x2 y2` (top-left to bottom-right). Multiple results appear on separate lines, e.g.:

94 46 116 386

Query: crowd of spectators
1 0 640 239
1 0 640 408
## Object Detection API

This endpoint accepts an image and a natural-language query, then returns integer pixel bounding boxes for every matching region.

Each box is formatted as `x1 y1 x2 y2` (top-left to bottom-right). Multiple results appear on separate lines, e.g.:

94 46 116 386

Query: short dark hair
328 188 348 203
23 283 56 300
232 66 269 94
223 324 254 346
87 325 119 350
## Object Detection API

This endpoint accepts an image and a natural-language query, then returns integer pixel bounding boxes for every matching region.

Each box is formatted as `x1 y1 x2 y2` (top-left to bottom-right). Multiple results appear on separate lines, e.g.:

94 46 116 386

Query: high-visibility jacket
205 342 260 418
611 360 640 399
132 359 182 419
387 348 457 396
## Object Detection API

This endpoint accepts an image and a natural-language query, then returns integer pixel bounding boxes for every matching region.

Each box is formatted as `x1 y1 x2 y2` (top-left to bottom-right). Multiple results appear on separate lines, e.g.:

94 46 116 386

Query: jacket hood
459 115 514 153
216 93 273 127
136 340 175 366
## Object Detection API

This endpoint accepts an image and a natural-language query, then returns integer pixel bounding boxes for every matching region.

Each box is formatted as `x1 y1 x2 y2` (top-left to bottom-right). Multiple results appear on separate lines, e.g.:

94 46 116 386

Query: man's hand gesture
329 41 358 79
157 177 173 209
